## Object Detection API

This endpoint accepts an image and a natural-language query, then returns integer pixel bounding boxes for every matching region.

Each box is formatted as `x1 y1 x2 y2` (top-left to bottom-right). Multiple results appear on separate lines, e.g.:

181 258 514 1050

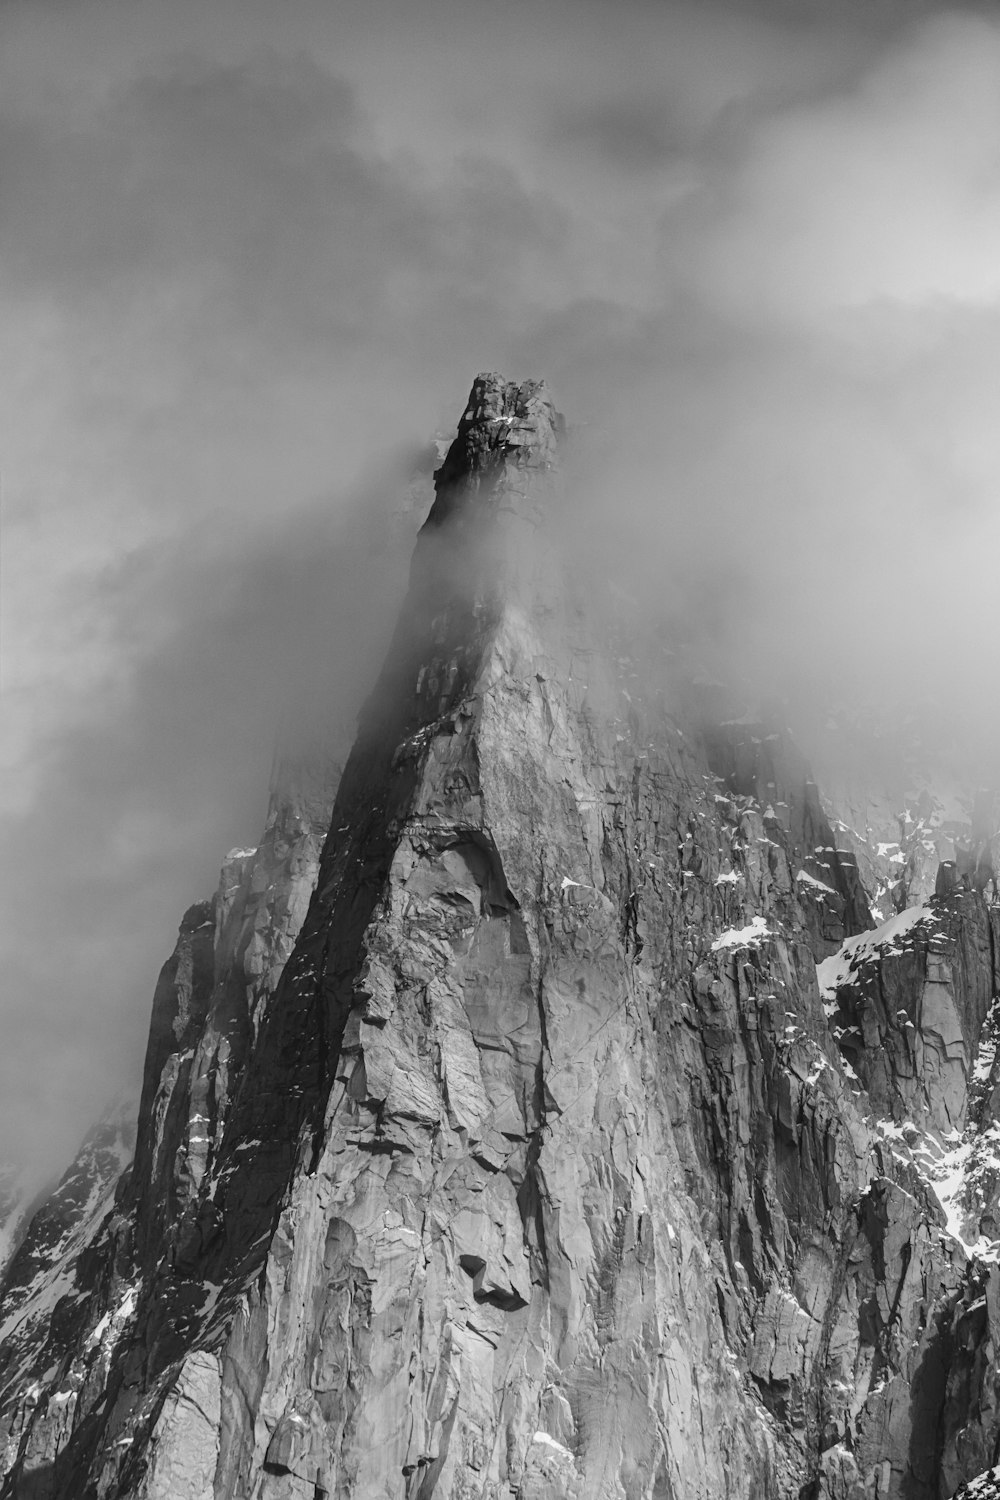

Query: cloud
4 0 1000 1169
0 22 614 1168
548 98 688 173
0 446 426 1165
679 13 1000 319
0 47 573 815
561 10 1000 768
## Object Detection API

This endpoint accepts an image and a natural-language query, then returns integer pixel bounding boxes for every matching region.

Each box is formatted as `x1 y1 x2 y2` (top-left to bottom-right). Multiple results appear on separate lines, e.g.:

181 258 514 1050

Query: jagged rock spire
10 376 1000 1500
434 372 559 475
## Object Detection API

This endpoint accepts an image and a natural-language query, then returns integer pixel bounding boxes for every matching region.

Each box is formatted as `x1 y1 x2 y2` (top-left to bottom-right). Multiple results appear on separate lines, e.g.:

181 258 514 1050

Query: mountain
2 373 1000 1499
0 1100 135 1482
0 1170 47 1289
0 753 339 1498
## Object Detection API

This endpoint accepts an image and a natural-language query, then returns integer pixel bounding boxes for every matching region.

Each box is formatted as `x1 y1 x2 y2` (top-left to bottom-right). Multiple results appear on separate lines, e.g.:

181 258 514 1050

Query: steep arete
3 375 1000 1500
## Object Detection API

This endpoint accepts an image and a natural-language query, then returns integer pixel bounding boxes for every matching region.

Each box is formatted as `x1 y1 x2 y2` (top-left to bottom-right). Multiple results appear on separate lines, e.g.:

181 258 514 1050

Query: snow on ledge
711 916 771 952
531 1432 575 1459
796 870 835 894
817 902 937 1000
956 1464 1000 1498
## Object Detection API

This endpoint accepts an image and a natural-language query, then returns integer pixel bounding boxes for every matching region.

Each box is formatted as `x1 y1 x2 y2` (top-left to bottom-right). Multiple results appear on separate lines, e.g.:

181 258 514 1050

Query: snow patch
871 1112 1000 1257
532 1432 575 1459
711 916 771 952
796 870 835 894
816 903 937 1000
958 1466 1000 1498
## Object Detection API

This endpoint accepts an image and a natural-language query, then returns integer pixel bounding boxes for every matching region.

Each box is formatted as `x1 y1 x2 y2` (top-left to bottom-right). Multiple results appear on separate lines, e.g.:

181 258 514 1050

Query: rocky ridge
0 1170 47 1289
0 375 999 1498
0 754 339 1496
0 1101 136 1486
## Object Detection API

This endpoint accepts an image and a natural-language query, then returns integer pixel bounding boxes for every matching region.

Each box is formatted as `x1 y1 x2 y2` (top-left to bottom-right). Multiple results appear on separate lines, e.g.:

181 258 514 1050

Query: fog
3 0 999 1170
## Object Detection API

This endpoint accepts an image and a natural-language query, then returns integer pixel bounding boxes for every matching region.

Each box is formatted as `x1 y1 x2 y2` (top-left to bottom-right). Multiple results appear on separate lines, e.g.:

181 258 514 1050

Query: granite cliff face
2 375 1000 1499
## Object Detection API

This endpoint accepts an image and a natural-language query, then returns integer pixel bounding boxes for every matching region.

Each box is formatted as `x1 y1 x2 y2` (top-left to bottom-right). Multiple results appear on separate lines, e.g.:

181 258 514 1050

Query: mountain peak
6 377 1000 1500
429 372 561 507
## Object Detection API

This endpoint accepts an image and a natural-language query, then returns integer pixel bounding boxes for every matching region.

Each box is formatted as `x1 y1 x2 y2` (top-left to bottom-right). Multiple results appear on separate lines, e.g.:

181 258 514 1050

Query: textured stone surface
0 1100 136 1494
2 375 1000 1499
826 895 1000 1137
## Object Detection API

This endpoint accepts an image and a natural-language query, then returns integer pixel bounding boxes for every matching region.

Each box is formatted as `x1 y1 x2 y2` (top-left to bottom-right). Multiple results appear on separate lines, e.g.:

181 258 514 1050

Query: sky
4 0 1000 1171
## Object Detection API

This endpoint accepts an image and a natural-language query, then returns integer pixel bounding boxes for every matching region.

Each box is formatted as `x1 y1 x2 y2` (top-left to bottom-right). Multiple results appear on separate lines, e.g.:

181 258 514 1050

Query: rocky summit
2 373 1000 1499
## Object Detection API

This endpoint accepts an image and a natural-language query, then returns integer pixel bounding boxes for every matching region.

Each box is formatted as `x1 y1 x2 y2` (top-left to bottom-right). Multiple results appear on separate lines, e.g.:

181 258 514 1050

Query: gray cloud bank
3 0 1000 1168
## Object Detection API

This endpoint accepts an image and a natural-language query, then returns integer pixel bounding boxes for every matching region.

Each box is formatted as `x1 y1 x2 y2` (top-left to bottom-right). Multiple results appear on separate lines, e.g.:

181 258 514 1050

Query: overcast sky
4 0 1000 1171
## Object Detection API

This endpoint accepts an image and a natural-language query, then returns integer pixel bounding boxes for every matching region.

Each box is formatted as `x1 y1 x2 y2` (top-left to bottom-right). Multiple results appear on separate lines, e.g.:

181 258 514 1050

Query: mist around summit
4 0 1000 1169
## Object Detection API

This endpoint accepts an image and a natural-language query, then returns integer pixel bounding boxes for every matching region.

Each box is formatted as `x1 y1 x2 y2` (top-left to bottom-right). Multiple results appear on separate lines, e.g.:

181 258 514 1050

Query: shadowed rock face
3 374 1000 1500
828 895 1000 1138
